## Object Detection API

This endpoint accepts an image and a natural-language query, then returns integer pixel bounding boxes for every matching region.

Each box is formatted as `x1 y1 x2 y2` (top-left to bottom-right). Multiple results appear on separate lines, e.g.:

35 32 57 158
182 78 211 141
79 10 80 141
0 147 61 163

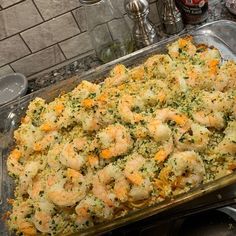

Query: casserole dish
0 20 236 235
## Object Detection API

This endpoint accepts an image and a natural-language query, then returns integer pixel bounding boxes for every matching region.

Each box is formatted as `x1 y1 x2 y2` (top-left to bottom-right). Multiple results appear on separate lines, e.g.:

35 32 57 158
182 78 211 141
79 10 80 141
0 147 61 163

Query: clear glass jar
80 0 134 63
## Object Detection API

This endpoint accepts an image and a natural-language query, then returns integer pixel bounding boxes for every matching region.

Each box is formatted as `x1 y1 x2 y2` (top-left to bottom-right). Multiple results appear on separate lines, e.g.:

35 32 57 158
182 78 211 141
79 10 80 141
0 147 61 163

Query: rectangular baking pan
1 20 236 235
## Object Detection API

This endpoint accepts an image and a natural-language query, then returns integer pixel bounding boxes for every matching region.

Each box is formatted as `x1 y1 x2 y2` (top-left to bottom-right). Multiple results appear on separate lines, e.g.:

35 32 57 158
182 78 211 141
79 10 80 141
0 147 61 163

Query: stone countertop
27 0 236 93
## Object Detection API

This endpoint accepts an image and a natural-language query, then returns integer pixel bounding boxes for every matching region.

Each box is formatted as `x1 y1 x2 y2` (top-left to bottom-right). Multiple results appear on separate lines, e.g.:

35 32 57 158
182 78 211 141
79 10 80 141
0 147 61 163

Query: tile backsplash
0 0 160 79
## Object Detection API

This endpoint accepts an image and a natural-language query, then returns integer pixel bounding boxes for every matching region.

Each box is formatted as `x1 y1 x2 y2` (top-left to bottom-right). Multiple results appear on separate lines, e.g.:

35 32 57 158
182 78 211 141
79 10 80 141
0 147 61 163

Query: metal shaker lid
80 0 101 4
124 0 149 18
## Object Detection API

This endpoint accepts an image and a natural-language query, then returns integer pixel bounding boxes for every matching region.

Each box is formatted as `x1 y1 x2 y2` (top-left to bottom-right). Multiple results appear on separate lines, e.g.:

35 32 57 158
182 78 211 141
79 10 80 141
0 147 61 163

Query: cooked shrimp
97 124 133 159
104 64 128 87
167 151 205 188
193 111 225 130
155 108 190 129
201 91 234 112
28 174 45 201
33 200 55 233
168 36 197 59
75 195 113 225
9 199 36 236
214 60 236 91
215 121 236 155
124 154 153 201
92 163 129 205
144 54 173 78
18 161 40 195
71 80 100 100
118 95 144 124
59 138 87 170
175 123 211 151
7 148 23 176
79 110 101 131
47 169 87 207
147 119 172 142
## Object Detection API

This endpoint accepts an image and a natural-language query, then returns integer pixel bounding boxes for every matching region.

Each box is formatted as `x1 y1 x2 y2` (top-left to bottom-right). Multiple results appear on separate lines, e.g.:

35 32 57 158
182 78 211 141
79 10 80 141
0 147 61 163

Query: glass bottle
80 0 134 63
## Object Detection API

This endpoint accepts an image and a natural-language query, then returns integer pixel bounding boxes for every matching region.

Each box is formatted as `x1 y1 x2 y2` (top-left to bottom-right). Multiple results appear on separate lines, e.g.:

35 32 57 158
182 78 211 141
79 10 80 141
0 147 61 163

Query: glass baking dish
0 20 236 235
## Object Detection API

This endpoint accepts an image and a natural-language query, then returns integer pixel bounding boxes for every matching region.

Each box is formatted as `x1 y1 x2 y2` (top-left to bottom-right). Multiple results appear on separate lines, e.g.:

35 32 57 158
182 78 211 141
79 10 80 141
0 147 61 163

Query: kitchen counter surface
27 0 236 93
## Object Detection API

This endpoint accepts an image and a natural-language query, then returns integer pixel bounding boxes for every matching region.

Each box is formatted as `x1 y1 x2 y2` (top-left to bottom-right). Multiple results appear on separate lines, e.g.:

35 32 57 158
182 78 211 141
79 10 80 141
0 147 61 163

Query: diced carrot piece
21 116 30 124
54 103 64 114
154 149 168 163
10 149 21 160
178 38 188 48
127 172 143 185
33 143 42 152
111 64 126 76
88 155 99 167
114 186 128 201
100 149 112 159
172 114 188 126
81 98 94 108
40 122 56 132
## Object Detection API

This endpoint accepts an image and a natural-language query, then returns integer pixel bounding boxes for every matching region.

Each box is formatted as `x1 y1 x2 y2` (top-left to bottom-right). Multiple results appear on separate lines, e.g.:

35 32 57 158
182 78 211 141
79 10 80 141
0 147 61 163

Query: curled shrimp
144 54 173 78
92 163 129 206
75 195 114 225
7 148 23 177
193 111 225 130
146 119 172 142
215 121 236 155
18 161 40 195
201 91 234 113
96 124 133 159
124 154 153 201
155 108 190 131
32 200 65 234
175 123 211 151
59 138 87 171
104 64 128 87
118 95 144 124
214 60 236 91
166 151 205 189
168 36 196 59
9 199 36 236
47 169 87 207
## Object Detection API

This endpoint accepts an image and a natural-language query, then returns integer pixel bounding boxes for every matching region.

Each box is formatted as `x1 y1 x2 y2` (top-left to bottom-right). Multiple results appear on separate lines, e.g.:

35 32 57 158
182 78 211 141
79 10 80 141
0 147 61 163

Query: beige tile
59 32 93 59
0 65 14 76
0 0 23 8
0 0 43 40
0 35 30 67
73 7 87 32
34 0 80 20
21 13 80 52
11 45 65 76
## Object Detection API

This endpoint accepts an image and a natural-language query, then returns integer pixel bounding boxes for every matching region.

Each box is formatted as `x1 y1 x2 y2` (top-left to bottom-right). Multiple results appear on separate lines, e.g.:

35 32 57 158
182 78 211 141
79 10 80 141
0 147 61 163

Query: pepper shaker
124 0 158 49
161 0 184 34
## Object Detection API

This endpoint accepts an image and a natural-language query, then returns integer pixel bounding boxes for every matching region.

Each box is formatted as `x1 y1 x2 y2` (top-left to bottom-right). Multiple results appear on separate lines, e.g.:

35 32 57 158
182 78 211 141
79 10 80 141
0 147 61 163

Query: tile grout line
57 43 68 60
71 9 82 32
19 33 33 53
32 0 45 21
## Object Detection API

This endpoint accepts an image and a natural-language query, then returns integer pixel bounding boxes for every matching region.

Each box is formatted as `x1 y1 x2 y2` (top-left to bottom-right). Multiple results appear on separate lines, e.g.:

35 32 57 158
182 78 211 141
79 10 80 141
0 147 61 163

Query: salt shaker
80 0 134 63
161 0 184 34
124 0 158 49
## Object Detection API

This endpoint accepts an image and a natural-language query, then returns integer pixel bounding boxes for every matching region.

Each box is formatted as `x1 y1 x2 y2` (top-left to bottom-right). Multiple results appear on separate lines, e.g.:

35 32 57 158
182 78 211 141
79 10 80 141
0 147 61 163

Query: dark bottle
175 0 208 24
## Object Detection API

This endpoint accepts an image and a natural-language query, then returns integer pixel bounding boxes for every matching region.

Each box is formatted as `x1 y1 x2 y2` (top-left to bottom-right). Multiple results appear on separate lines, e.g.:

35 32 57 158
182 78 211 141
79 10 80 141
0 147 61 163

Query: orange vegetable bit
100 149 112 159
154 149 168 163
81 98 95 108
127 172 143 186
